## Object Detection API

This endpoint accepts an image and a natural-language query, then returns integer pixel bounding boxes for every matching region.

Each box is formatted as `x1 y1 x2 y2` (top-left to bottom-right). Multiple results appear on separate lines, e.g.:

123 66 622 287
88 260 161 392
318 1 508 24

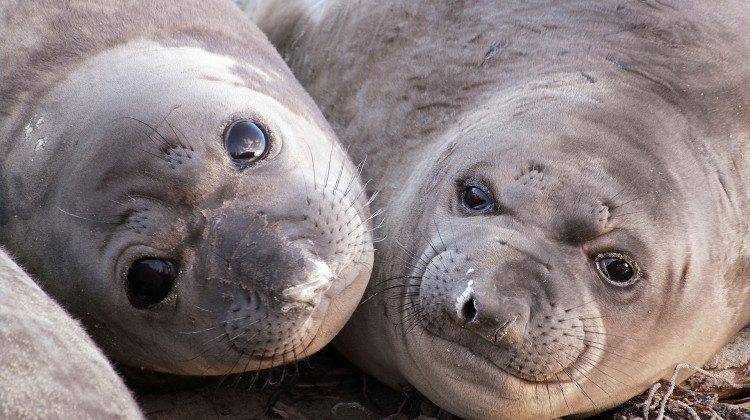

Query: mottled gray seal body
1 0 374 375
256 1 750 418
0 249 144 419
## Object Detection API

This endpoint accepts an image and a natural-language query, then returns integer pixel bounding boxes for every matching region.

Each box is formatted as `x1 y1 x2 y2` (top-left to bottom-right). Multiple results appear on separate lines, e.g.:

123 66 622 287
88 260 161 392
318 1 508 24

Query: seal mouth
421 322 596 386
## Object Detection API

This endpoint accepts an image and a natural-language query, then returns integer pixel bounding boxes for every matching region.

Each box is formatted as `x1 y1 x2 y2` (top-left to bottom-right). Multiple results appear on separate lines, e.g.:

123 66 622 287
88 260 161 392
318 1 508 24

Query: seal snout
453 281 529 348
417 246 592 382
419 248 534 348
454 280 479 324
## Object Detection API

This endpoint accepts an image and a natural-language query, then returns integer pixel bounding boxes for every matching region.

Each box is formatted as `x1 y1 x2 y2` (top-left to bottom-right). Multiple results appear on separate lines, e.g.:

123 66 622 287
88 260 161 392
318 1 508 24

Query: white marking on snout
281 258 333 305
455 280 474 312
24 116 43 140
465 268 474 277
34 137 47 153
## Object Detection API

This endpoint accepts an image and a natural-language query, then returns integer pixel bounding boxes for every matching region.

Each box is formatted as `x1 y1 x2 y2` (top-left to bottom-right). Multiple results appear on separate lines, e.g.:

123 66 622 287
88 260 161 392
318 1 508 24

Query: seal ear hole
594 253 639 287
223 120 270 168
126 258 177 309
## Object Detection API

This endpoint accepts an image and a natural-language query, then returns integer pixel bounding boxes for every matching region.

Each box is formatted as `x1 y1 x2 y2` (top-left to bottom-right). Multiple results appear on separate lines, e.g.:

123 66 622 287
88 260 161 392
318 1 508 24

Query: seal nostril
461 297 478 322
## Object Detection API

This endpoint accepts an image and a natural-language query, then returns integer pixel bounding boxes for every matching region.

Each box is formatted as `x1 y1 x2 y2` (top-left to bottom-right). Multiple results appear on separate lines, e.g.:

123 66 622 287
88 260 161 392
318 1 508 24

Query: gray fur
0 249 144 419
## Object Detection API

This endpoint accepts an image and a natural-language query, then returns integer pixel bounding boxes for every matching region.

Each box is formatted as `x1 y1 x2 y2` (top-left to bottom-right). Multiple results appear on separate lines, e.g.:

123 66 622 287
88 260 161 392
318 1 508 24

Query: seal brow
56 206 120 225
164 119 195 151
123 116 177 150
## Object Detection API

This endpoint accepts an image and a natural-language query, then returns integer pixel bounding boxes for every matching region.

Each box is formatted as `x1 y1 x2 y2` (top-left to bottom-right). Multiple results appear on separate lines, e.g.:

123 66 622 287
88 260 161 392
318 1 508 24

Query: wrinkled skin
0 0 374 375
256 1 750 418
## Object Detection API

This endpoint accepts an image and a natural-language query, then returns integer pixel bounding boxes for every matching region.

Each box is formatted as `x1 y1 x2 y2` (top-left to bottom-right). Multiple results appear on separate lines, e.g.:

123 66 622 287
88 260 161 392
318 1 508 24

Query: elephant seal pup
256 1 750 418
0 249 144 419
0 0 374 375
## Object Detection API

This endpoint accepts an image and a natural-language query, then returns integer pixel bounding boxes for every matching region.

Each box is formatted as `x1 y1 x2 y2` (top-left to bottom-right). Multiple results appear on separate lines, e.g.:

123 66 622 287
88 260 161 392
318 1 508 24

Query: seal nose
201 211 326 305
452 280 530 348
454 280 479 323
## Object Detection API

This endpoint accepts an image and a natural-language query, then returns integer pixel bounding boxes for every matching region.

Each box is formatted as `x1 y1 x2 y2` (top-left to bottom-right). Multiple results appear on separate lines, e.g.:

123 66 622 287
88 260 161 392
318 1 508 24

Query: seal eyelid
223 119 271 169
594 253 640 287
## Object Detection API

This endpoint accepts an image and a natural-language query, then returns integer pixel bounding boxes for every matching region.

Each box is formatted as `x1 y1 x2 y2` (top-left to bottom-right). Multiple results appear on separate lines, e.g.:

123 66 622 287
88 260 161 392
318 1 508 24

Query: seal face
0 0 374 375
256 0 750 418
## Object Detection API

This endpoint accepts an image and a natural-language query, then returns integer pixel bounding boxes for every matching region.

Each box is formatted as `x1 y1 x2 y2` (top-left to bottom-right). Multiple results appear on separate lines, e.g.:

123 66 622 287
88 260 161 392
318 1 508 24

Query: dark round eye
595 255 638 286
224 120 270 166
462 186 493 212
126 258 176 309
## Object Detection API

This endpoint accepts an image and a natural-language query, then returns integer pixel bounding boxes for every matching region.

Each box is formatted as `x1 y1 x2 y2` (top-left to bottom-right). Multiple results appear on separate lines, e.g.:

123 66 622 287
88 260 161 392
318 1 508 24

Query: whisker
323 145 333 190
343 155 367 198
348 179 372 209
332 147 346 193
126 116 177 150
562 314 629 322
554 298 602 314
165 119 194 151
306 143 318 191
356 190 380 215
395 240 430 268
56 206 120 225
538 359 571 412
554 359 598 411
566 344 636 386
609 191 650 211
558 349 612 397
570 329 649 343
576 338 646 365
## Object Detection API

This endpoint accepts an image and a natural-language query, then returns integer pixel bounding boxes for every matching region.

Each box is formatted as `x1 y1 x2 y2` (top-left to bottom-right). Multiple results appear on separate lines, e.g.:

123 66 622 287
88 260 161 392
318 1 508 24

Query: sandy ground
135 344 750 420
136 347 461 420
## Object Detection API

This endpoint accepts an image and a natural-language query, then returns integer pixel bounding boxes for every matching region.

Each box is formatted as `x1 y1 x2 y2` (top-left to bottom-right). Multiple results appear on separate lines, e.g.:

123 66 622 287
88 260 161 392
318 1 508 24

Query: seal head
257 0 750 417
1 0 374 374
